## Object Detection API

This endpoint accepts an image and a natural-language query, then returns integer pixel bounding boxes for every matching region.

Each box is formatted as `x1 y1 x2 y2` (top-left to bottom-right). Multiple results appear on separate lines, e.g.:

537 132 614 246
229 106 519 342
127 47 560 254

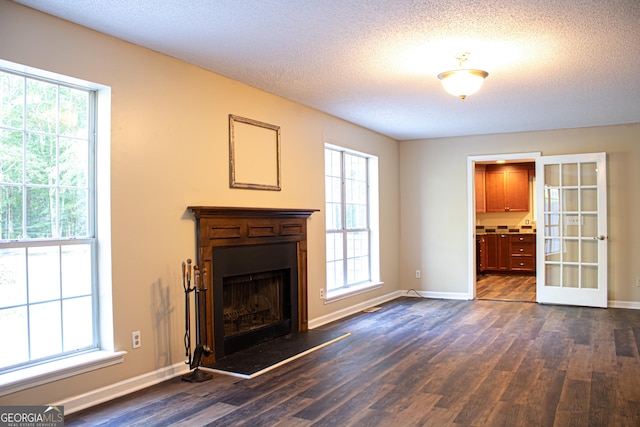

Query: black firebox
212 242 298 359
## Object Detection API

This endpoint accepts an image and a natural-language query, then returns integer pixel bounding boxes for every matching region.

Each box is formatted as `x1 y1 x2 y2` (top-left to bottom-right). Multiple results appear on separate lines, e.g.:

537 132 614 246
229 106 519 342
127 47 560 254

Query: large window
325 146 374 293
0 67 97 373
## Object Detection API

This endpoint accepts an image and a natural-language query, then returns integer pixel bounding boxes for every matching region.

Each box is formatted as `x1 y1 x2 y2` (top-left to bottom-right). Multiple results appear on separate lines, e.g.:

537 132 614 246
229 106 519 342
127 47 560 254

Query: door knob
593 235 606 240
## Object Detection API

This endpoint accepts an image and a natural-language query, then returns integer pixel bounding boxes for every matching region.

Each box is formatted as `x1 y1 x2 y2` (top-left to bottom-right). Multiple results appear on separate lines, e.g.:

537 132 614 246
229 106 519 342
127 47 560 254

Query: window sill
0 350 127 397
325 282 383 304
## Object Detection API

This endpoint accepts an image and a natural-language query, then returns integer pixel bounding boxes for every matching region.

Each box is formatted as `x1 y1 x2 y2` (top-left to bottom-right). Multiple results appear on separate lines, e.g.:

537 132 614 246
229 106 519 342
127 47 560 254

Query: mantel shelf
188 206 319 219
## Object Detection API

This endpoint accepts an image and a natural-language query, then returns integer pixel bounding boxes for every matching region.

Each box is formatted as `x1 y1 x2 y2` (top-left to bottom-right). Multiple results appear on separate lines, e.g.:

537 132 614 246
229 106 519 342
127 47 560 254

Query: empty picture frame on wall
229 114 281 191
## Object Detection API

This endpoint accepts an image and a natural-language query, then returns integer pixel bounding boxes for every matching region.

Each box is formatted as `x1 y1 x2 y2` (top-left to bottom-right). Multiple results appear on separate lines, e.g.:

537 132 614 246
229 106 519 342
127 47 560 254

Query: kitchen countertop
475 224 537 236
476 230 537 235
475 224 536 235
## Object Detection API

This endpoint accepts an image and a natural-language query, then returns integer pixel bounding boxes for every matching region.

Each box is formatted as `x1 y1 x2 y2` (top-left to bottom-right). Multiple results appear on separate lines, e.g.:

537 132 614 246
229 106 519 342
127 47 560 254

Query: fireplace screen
223 269 288 338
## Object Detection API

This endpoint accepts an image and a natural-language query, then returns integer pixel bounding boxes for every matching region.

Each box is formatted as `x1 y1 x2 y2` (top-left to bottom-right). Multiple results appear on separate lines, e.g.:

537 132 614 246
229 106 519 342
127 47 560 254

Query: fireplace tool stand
181 259 212 382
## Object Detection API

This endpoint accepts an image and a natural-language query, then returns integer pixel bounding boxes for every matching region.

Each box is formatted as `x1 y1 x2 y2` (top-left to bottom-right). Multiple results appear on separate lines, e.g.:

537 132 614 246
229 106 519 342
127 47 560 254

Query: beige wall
0 2 400 405
400 123 640 302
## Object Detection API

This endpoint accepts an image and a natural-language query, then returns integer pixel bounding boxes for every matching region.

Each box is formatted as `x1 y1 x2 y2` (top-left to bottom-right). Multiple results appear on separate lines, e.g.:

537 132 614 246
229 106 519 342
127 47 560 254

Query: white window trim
0 59 120 393
324 145 381 301
325 281 384 304
0 350 126 397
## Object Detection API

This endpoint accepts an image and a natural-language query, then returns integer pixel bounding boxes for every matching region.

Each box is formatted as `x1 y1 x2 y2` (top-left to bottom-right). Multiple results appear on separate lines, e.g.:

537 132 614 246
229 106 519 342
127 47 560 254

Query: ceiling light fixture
437 52 489 100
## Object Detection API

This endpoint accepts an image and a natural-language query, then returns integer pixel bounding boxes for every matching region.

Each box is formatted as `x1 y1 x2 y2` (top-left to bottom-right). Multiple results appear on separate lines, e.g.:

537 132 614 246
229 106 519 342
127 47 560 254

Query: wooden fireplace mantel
189 206 318 218
188 206 318 362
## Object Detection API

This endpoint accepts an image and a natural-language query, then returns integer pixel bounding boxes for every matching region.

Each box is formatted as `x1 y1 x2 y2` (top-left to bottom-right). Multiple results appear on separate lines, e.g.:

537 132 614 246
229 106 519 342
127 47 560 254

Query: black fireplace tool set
181 259 212 382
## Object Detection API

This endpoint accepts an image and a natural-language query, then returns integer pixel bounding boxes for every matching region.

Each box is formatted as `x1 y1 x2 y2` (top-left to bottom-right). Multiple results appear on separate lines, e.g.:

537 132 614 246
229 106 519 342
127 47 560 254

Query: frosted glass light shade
438 69 489 100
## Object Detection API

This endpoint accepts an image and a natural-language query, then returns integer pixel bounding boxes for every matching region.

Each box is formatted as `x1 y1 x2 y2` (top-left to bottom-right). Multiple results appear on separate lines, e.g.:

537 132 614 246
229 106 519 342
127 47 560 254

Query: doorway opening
476 273 536 302
468 152 541 303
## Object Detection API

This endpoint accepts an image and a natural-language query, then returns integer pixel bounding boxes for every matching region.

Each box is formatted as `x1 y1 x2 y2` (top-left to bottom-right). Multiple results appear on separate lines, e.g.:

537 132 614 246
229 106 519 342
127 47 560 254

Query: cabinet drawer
510 243 535 256
510 257 535 271
509 234 535 243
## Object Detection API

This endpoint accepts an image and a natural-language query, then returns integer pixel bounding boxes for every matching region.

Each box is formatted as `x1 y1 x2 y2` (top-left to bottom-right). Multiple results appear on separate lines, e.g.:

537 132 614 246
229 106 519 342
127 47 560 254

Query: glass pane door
537 153 607 307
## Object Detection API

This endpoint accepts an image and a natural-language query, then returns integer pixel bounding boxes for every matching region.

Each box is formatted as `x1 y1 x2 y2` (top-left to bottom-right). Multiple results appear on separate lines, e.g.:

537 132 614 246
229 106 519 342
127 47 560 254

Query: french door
536 153 608 307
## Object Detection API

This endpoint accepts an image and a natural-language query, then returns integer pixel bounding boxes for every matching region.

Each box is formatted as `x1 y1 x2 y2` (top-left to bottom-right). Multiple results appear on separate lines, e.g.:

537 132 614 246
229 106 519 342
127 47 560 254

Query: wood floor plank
467 327 516 358
309 382 393 427
369 350 443 413
212 377 317 427
170 402 237 427
613 399 640 427
432 356 497 409
588 371 617 426
591 323 618 373
499 356 545 403
452 370 512 425
634 327 640 357
617 356 640 404
244 396 315 427
520 367 566 427
540 332 571 370
64 298 640 426
565 343 594 381
293 368 375 420
483 400 526 427
362 394 442 427
614 328 637 357
567 317 593 345
554 378 590 423
494 338 531 372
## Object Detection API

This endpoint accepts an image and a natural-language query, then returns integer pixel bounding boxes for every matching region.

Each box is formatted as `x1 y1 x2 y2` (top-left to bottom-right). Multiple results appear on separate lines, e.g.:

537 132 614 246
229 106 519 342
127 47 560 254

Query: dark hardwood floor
476 273 536 303
66 297 640 426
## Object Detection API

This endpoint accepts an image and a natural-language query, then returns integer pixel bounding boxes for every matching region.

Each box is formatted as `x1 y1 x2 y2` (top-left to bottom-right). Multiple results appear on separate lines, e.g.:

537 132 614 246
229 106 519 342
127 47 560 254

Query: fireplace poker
197 267 212 358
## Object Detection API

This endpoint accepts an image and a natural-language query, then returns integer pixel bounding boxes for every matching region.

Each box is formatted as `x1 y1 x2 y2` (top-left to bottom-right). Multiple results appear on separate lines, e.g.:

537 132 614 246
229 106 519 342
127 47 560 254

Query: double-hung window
325 146 377 296
0 67 97 374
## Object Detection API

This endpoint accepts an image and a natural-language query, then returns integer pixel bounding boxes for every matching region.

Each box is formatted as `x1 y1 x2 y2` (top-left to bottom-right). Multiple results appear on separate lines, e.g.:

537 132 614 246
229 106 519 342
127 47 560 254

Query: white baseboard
308 290 404 329
609 300 640 310
404 289 471 300
405 290 640 309
54 361 190 415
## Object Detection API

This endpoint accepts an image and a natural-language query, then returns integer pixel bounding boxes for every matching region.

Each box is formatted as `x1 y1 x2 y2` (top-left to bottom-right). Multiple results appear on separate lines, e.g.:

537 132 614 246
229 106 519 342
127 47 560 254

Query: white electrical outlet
320 288 325 300
416 270 421 279
132 331 141 349
636 276 640 288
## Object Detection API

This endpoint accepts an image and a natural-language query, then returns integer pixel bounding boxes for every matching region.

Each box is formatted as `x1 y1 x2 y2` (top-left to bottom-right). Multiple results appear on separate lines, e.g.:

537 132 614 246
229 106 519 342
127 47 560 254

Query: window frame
0 59 122 397
324 144 382 302
0 67 99 372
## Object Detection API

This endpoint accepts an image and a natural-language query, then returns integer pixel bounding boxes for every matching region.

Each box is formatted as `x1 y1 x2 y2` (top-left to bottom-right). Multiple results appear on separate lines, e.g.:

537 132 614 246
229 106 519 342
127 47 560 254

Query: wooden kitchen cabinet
509 234 536 272
482 233 509 271
485 163 532 212
477 235 487 272
479 233 535 273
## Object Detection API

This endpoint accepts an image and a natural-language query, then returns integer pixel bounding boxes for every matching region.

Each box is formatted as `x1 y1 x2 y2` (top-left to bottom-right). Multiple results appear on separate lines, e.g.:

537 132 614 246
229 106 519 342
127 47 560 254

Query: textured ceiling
13 0 640 140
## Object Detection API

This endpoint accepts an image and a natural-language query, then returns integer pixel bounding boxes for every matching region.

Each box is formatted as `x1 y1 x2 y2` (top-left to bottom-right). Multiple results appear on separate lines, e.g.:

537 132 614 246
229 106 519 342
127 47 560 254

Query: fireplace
188 207 316 364
212 242 297 358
